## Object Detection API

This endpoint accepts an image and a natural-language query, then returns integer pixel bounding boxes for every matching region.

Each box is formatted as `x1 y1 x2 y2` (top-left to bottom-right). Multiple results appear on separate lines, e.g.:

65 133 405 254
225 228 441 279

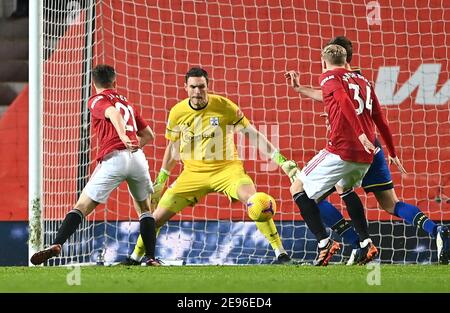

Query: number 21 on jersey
115 102 138 132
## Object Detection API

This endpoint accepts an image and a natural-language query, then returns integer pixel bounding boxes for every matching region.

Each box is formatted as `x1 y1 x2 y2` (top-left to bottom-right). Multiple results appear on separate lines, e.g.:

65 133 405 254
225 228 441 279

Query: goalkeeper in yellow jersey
122 67 298 265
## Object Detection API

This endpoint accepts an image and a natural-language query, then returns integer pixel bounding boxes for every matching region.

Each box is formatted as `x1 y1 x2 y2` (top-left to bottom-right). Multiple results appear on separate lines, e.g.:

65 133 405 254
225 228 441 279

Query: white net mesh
40 0 449 265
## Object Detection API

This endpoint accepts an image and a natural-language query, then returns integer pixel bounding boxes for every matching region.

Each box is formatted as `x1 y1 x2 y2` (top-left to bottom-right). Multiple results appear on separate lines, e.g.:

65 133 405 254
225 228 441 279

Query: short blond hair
321 44 347 66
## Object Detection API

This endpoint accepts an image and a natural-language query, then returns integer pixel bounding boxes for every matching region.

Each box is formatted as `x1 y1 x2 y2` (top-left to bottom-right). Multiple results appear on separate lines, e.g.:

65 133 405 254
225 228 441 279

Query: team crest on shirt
210 117 219 126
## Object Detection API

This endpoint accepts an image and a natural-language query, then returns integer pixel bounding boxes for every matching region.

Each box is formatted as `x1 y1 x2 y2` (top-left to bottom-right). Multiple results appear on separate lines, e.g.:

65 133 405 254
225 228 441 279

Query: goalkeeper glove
151 168 170 206
271 150 299 183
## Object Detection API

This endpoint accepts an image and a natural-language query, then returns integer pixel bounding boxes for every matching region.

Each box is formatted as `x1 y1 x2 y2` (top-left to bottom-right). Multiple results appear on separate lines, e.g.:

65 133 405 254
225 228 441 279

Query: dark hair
185 67 209 84
327 36 352 63
92 64 116 88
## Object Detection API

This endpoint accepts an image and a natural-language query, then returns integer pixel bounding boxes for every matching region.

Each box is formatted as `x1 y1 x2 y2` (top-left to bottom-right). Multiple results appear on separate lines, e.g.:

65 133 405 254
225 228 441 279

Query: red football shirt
320 68 396 163
88 89 148 161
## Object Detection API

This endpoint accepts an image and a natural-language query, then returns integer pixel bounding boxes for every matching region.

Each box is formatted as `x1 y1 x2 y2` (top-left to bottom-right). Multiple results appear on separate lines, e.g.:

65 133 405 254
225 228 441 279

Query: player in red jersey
286 36 449 265
289 44 397 265
30 65 160 266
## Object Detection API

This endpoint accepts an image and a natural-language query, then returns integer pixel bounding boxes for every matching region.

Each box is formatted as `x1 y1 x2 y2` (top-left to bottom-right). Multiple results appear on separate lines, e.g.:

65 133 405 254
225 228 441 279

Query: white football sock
274 247 287 258
318 237 330 249
360 238 373 248
130 252 143 262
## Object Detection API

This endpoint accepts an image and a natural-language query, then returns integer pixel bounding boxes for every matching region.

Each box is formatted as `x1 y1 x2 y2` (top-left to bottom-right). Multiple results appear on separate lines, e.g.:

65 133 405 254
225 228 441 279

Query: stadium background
0 0 448 265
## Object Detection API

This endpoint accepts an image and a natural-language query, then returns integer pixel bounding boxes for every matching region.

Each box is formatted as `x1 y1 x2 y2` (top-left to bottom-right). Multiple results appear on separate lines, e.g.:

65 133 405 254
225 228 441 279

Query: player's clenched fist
285 70 301 92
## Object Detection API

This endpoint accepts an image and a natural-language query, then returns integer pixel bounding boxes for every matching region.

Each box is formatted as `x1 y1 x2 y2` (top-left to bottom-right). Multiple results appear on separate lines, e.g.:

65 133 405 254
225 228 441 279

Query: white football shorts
84 149 153 203
297 149 370 200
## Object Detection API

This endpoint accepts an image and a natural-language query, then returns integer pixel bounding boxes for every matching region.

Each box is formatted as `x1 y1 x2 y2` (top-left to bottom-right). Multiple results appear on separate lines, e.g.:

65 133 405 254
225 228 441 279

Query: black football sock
340 190 370 241
139 212 157 259
53 209 84 245
293 192 328 240
318 200 359 249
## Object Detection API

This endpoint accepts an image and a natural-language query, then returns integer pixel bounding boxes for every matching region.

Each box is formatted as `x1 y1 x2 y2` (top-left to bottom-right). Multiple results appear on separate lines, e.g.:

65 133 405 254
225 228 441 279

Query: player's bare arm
151 140 180 206
369 89 407 173
160 139 180 172
136 126 155 148
242 124 298 182
104 106 139 152
285 70 323 101
241 124 278 159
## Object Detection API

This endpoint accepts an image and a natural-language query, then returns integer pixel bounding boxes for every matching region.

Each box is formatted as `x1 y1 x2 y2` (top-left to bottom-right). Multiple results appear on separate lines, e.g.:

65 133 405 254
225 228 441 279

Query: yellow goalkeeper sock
131 235 145 260
255 219 286 257
131 227 161 261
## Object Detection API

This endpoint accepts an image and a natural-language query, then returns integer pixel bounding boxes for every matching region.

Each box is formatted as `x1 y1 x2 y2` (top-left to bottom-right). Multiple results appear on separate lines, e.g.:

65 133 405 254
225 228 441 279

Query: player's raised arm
242 124 298 182
285 70 323 102
104 106 139 152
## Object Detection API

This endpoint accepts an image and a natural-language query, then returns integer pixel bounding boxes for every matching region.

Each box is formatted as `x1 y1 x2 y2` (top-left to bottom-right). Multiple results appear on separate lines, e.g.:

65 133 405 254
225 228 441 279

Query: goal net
37 0 449 265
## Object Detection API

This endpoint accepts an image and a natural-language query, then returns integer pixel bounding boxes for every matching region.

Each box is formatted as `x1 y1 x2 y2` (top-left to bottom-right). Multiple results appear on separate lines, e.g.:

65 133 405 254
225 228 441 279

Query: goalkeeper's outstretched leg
236 183 296 264
122 169 295 265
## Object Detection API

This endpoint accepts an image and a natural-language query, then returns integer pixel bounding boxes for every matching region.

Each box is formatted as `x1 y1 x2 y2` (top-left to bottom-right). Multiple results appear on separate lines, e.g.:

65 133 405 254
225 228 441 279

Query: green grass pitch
0 265 449 293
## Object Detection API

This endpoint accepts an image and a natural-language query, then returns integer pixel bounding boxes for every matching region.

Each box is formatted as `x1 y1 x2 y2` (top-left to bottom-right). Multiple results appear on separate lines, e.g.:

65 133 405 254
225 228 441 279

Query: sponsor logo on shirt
90 95 104 109
320 75 335 86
